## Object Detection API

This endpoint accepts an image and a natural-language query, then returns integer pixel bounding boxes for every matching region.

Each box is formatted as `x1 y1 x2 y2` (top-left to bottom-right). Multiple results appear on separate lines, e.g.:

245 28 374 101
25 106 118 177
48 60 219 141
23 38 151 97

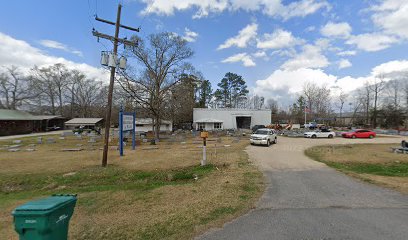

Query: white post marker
200 131 208 166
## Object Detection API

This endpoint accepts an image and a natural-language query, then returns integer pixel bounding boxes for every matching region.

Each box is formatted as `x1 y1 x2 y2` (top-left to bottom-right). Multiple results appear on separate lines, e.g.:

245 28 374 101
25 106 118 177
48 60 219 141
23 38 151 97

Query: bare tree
369 74 386 128
74 78 104 117
0 66 34 109
384 79 402 109
119 32 194 139
337 90 348 118
31 64 72 115
302 82 331 120
266 98 278 114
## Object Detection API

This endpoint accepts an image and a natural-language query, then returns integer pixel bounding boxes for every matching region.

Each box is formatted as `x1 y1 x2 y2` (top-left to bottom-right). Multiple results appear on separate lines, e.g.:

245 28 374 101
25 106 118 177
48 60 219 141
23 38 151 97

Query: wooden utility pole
92 4 139 167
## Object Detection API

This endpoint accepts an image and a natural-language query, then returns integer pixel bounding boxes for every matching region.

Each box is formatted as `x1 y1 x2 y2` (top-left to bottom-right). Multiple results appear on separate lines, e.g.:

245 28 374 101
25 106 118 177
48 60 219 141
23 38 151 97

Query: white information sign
123 115 134 131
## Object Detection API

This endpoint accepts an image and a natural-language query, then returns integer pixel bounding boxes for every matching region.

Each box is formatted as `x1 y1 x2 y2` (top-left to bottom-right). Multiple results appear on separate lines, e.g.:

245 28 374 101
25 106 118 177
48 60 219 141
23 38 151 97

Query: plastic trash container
12 194 77 240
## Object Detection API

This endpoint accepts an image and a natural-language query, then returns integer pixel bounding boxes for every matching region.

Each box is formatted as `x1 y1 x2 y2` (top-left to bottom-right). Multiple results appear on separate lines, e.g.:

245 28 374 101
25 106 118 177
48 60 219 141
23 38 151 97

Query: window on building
214 122 222 129
197 123 206 130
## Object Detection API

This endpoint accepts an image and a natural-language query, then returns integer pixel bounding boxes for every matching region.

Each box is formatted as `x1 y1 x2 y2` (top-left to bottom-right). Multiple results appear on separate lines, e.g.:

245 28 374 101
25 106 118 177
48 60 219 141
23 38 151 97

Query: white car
250 128 277 146
304 129 335 139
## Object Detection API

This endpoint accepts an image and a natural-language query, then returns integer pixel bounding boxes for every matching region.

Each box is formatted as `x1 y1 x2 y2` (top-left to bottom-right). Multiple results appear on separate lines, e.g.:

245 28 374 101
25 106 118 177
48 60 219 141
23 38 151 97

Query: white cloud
371 60 408 78
253 68 336 103
217 23 258 50
140 0 330 20
221 53 256 67
274 0 330 21
346 33 399 52
271 48 297 58
253 59 408 105
281 44 329 70
253 51 266 58
320 21 352 38
183 28 199 42
140 0 229 19
39 39 83 57
338 59 352 69
337 50 356 56
371 0 408 39
257 29 303 49
0 32 108 81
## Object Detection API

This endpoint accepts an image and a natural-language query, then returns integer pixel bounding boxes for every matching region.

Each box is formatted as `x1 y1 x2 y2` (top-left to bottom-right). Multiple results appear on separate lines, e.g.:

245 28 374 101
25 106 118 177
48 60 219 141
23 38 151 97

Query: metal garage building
193 108 271 131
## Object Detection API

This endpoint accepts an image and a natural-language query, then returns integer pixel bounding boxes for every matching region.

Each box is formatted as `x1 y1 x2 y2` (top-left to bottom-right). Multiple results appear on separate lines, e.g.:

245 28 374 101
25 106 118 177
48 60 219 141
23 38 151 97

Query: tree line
273 77 408 129
3 31 405 133
0 32 258 136
0 64 107 118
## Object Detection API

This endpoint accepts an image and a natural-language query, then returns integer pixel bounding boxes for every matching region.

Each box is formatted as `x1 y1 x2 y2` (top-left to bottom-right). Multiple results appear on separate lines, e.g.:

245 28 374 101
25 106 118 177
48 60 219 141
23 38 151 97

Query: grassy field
0 133 263 239
305 143 408 193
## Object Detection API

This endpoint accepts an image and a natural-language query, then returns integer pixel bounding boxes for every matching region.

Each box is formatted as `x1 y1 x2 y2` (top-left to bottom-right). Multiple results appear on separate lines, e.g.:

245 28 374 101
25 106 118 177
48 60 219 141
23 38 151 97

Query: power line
91 3 140 167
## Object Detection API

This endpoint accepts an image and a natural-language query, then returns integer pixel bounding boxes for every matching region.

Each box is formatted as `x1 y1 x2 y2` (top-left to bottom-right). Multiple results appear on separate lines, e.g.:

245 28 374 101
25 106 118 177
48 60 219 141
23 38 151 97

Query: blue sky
0 0 407 105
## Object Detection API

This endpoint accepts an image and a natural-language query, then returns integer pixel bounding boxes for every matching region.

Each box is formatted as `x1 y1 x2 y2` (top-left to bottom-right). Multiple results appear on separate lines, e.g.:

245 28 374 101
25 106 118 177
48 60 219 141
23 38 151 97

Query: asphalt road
197 136 408 240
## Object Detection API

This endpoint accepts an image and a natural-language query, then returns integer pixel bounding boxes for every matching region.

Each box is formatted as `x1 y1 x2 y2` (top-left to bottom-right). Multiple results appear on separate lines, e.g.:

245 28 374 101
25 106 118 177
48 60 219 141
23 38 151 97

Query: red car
342 129 376 139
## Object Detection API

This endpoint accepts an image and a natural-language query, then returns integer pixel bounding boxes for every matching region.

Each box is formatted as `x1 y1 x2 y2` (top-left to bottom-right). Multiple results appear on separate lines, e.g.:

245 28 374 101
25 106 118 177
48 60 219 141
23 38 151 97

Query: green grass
0 164 216 208
199 206 239 224
305 145 408 177
324 162 408 177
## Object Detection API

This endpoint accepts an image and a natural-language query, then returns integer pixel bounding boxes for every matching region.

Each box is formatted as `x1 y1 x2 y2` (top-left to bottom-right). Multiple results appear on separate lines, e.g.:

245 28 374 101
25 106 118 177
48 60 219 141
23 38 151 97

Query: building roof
194 118 223 123
0 109 38 121
32 115 65 120
65 118 103 126
135 118 172 125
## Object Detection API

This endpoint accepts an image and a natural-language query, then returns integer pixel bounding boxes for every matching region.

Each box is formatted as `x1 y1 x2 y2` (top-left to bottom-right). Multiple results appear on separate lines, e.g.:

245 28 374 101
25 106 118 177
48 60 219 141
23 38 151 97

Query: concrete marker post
200 131 208 166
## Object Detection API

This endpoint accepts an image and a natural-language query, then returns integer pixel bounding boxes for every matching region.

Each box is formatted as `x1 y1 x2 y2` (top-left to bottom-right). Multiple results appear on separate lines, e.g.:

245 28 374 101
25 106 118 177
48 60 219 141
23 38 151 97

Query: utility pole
92 4 139 167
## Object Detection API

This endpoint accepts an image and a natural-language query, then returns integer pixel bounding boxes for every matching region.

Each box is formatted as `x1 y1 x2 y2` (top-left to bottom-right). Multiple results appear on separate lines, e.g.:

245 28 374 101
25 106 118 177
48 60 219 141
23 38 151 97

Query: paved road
198 136 408 240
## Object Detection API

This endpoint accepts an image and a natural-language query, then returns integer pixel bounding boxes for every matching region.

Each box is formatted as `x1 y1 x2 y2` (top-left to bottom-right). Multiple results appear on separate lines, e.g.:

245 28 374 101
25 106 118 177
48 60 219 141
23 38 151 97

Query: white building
193 108 271 130
135 118 172 132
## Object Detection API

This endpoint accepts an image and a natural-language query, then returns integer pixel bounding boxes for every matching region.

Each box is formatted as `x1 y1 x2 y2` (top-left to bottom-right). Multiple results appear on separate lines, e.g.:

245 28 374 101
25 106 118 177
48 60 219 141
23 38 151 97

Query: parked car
252 125 266 133
304 129 335 138
250 128 277 146
342 129 376 139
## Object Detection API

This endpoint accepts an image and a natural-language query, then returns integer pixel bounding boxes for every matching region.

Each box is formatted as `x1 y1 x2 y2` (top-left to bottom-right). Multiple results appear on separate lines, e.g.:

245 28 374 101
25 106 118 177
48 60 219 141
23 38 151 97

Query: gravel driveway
198 135 408 240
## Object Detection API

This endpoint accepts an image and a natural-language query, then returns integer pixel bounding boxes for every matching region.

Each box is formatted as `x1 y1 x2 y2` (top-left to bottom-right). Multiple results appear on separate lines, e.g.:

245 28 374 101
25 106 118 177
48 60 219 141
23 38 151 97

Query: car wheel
328 134 333 139
311 135 317 139
250 143 255 145
352 135 356 139
369 135 374 139
266 140 270 147
273 137 277 144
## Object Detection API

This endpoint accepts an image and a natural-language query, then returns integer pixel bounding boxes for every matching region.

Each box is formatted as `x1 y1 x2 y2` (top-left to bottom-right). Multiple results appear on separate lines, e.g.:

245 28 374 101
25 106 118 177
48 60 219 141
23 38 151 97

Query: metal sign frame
119 108 136 156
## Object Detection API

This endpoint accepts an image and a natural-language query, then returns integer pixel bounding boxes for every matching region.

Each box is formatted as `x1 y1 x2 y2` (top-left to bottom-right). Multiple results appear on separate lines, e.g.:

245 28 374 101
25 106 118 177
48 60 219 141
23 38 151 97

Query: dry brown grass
0 134 263 239
306 143 408 194
307 143 408 164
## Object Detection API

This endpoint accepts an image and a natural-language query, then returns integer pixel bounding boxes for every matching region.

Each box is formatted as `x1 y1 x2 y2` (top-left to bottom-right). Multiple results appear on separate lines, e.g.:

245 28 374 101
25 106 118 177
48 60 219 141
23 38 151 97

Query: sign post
200 131 208 166
119 107 136 156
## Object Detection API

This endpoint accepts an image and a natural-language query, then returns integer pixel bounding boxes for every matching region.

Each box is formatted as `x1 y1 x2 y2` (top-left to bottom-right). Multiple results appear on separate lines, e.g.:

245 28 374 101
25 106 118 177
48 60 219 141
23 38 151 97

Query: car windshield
254 130 269 135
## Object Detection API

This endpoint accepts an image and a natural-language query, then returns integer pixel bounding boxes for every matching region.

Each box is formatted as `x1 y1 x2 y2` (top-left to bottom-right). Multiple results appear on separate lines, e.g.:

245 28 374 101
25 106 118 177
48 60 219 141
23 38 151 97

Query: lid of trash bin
14 195 77 212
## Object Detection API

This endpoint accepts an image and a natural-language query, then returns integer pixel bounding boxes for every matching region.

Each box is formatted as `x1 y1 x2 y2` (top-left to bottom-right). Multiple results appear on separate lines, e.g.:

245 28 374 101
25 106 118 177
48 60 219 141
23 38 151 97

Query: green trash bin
12 194 77 240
